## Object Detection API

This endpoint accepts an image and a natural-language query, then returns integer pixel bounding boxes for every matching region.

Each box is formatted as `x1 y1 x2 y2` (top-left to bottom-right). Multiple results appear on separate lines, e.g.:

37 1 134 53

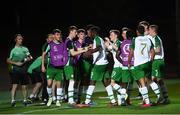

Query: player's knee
21 85 27 90
36 82 42 87
12 84 18 89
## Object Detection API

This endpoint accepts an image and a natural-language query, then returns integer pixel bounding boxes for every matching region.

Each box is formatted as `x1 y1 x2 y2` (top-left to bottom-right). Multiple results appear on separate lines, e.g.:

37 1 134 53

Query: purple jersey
120 39 134 66
49 41 68 67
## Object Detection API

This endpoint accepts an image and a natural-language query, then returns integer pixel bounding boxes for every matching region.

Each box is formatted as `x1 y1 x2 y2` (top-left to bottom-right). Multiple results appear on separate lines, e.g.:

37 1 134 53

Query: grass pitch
0 79 180 114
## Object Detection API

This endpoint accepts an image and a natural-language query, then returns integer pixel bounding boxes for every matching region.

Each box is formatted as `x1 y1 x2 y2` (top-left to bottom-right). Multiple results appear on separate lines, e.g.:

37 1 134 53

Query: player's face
71 30 77 38
148 28 155 36
87 30 91 37
90 31 96 39
15 36 23 45
47 35 54 43
54 32 61 41
78 32 85 40
122 30 127 40
110 32 117 42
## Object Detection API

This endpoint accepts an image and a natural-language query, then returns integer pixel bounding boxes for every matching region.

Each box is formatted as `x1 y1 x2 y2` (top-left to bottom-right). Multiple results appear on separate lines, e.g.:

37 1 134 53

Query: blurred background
0 0 179 90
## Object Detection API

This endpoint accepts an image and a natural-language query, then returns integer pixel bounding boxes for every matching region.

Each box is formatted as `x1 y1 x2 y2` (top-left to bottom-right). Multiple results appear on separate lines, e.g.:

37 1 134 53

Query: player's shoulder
116 39 121 46
134 35 143 40
94 36 103 44
117 39 122 43
95 35 102 40
10 46 16 53
42 42 49 50
43 42 49 46
156 35 162 40
21 46 29 51
145 34 152 38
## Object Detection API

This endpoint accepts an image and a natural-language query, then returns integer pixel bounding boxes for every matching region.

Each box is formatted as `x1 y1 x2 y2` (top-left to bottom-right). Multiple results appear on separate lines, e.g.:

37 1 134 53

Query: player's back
133 35 152 66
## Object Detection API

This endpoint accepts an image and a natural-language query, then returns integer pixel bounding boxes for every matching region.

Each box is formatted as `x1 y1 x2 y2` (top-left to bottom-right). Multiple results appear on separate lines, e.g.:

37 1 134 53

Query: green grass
0 79 180 114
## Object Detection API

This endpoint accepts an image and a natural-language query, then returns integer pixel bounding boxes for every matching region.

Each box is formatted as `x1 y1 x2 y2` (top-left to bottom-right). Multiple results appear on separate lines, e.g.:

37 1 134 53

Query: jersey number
141 43 147 55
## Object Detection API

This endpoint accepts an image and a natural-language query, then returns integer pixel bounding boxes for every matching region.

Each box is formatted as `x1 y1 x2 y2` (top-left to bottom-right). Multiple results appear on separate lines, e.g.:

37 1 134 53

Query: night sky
0 0 177 67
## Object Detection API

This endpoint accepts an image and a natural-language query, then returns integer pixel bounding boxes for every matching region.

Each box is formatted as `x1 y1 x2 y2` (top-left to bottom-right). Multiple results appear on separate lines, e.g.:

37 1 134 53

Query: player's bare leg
11 84 18 107
21 85 28 106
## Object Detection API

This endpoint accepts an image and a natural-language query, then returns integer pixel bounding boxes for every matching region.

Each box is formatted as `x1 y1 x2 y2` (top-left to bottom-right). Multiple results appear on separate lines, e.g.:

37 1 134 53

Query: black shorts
30 72 43 84
10 72 29 85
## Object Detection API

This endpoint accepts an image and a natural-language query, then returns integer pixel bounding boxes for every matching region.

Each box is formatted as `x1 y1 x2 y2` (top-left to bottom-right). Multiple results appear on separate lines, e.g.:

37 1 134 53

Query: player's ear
14 38 17 42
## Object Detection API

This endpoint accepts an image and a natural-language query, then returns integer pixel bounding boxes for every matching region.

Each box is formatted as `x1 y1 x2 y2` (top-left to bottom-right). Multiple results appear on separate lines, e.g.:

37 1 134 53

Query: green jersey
149 35 164 60
111 39 122 68
65 38 74 66
93 36 108 65
9 46 30 62
9 46 30 72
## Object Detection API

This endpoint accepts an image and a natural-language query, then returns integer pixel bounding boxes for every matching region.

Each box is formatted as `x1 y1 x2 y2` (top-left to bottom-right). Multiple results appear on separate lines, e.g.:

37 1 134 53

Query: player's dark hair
69 26 78 32
90 26 100 34
52 29 61 34
110 29 120 38
126 29 135 39
149 24 159 33
86 24 95 30
139 21 150 27
121 27 129 32
137 25 145 35
14 34 22 38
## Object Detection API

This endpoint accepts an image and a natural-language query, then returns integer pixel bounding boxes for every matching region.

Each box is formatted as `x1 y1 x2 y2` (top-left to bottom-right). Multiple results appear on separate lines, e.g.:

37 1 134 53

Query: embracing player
148 25 170 104
128 26 155 107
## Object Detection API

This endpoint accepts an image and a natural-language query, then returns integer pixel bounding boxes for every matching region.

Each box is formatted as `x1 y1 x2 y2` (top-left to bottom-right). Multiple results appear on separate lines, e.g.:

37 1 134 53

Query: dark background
0 0 179 89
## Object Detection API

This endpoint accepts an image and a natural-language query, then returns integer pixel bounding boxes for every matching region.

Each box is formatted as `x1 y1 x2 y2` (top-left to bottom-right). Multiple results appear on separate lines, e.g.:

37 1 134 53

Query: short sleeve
116 40 121 49
130 38 135 50
42 42 48 52
45 45 50 53
155 36 161 48
95 36 101 47
24 47 30 55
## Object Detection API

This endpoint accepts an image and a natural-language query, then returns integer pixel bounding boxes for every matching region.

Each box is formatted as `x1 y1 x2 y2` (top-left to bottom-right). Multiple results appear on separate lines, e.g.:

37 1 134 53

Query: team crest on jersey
53 46 58 52
123 44 130 55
